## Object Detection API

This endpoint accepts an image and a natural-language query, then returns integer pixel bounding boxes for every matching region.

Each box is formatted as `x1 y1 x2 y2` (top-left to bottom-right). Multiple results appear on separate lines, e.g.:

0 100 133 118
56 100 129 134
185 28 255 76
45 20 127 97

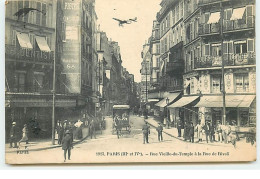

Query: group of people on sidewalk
177 119 237 146
9 118 41 148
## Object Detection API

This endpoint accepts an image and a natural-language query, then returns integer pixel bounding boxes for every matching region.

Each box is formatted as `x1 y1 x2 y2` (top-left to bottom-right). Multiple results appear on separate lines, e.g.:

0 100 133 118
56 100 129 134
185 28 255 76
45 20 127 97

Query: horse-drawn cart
112 105 131 136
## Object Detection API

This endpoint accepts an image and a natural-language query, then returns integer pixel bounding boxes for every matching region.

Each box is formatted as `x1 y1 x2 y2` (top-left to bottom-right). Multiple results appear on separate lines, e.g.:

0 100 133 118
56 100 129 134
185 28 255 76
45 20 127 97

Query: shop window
211 76 221 93
235 74 249 92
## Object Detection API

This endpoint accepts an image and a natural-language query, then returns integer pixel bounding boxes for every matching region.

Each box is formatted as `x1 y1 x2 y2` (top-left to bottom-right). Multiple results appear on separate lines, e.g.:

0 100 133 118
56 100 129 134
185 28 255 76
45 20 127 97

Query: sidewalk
6 127 89 153
145 117 246 148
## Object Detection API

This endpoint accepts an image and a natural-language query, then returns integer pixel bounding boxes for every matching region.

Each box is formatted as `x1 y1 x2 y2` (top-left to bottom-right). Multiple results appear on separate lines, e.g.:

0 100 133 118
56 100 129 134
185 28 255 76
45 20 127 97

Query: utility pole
52 0 58 145
220 2 226 125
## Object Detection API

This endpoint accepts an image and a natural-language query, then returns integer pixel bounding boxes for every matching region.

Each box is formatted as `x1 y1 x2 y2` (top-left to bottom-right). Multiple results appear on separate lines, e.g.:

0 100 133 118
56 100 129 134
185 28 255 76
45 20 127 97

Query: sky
95 0 161 82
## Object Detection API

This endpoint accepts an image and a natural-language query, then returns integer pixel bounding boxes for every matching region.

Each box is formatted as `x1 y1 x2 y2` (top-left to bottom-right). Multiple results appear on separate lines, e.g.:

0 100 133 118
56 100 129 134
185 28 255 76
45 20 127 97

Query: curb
6 135 89 154
145 119 232 148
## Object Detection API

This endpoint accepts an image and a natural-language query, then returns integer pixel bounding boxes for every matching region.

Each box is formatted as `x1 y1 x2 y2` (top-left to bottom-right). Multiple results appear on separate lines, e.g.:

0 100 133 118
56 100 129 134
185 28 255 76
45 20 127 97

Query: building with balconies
150 0 185 124
5 0 64 139
172 0 256 130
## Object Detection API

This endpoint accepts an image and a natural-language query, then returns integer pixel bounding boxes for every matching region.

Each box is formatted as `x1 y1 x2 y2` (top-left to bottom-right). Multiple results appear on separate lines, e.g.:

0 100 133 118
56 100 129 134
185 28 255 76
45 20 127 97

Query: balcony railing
195 52 256 68
223 16 255 32
5 44 54 63
199 23 220 35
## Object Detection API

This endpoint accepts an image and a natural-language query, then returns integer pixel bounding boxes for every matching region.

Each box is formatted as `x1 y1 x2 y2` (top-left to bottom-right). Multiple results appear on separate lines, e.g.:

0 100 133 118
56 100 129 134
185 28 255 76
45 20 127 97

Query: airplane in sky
112 17 137 27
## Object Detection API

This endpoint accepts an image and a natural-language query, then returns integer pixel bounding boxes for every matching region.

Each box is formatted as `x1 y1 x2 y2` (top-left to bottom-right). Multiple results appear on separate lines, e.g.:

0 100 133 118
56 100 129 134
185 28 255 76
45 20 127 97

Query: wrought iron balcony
223 16 255 32
5 44 54 63
199 23 220 36
195 52 256 68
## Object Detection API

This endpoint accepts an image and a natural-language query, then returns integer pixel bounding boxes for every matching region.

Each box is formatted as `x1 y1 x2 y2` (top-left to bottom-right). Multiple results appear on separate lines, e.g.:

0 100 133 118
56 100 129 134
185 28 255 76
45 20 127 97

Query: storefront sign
61 0 81 93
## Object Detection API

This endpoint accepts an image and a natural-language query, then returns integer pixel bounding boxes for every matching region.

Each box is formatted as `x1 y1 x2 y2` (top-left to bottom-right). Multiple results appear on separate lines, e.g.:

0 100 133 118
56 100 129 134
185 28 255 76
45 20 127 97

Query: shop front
5 93 77 140
154 92 181 123
195 95 256 131
168 95 200 127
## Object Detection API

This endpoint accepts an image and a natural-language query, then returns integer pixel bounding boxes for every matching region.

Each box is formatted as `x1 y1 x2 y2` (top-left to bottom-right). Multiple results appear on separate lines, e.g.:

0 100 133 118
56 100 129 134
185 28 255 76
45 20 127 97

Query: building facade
5 0 62 139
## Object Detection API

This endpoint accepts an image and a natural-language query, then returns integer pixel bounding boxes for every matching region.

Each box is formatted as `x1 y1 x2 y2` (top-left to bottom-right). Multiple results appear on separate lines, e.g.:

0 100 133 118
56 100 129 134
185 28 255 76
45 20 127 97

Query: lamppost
166 97 169 129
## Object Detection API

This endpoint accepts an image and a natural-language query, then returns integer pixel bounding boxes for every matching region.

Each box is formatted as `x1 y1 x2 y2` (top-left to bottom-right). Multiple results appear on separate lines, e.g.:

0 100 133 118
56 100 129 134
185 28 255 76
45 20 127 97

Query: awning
35 36 51 52
230 7 246 20
155 92 180 108
16 32 33 49
168 96 199 108
207 12 220 24
195 95 255 108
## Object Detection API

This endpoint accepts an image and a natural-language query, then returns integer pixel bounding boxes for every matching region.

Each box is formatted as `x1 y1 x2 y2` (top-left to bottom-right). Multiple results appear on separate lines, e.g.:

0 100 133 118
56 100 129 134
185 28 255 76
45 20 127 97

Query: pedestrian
9 122 18 148
183 121 189 141
142 122 150 144
156 122 163 142
68 122 74 142
114 119 121 139
216 121 223 142
57 121 64 145
209 122 215 142
177 118 182 137
195 122 203 142
19 124 29 145
203 122 210 143
189 122 194 143
62 130 73 162
89 119 96 139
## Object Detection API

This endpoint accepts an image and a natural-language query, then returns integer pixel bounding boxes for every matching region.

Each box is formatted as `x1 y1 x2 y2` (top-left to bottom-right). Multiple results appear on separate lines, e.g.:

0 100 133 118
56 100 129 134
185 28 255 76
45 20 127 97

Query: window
36 2 47 26
156 44 160 54
12 30 17 46
204 44 210 56
164 38 168 52
23 1 30 23
190 78 195 94
211 44 221 56
176 5 179 21
172 9 175 25
211 76 221 93
14 72 26 92
156 58 160 68
180 1 183 18
33 73 44 92
36 2 41 25
42 3 47 26
234 41 247 54
235 74 249 92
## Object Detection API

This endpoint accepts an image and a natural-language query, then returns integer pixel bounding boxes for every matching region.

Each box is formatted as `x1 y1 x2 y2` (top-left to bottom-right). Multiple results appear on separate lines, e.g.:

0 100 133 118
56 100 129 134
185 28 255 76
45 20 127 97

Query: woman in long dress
19 124 29 145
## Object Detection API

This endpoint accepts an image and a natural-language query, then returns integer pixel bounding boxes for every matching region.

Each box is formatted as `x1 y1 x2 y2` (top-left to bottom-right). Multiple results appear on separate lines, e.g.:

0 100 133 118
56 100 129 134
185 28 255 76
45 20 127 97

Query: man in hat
89 119 96 139
62 130 73 162
156 122 163 142
10 122 18 148
177 118 182 137
142 122 150 144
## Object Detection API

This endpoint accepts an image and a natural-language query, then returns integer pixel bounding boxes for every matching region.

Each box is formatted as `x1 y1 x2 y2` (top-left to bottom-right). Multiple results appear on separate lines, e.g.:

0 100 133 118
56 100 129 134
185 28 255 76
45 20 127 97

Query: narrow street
6 115 256 164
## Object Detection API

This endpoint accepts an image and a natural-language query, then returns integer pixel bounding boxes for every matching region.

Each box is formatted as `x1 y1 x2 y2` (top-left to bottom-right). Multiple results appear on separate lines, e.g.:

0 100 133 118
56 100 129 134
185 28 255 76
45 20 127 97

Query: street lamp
166 97 169 129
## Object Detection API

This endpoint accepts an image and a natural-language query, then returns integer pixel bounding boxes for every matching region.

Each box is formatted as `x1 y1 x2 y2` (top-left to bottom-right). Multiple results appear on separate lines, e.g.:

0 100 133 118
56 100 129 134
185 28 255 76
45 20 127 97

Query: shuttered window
247 39 254 52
